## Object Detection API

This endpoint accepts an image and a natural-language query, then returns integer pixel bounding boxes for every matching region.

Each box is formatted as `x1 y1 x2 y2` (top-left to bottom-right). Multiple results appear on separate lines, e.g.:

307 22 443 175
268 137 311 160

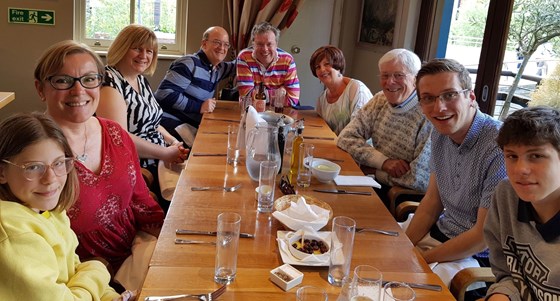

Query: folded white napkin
237 105 266 151
272 196 329 231
277 227 331 264
157 160 184 201
334 175 382 188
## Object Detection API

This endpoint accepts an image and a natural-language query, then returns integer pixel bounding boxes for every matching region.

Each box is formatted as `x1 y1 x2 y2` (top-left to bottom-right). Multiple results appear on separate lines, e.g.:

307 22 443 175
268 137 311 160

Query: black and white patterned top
103 66 165 147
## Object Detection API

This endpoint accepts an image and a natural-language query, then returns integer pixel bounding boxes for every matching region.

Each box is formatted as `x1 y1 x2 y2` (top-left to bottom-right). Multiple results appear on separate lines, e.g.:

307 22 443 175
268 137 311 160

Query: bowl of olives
287 232 330 261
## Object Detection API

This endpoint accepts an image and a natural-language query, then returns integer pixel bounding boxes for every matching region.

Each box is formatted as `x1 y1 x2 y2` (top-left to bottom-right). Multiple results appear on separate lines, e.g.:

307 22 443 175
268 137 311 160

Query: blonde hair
34 40 104 83
107 24 159 75
0 112 79 212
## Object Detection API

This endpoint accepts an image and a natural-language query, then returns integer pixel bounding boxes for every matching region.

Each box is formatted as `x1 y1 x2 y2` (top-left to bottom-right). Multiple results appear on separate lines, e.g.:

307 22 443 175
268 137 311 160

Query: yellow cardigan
0 200 119 301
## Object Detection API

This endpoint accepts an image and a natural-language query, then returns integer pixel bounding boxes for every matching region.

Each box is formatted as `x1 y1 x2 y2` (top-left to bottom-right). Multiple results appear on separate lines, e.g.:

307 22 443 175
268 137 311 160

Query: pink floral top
67 117 164 272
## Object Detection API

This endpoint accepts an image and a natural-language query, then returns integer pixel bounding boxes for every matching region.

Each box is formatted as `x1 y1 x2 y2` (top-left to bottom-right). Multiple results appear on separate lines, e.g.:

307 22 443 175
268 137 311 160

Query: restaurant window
74 0 186 55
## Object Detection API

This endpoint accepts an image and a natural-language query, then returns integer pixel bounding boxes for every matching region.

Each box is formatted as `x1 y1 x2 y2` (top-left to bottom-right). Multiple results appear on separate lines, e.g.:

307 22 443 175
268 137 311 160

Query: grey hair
378 48 421 75
251 22 280 44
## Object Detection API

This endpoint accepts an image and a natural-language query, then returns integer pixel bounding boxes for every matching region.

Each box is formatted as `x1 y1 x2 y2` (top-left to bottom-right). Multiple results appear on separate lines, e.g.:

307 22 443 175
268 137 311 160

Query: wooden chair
387 185 425 220
141 168 158 201
394 201 496 301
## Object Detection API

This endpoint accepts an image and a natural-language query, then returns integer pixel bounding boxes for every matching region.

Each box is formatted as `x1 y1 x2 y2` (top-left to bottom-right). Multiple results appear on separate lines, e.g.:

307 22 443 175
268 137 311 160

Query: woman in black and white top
98 25 188 209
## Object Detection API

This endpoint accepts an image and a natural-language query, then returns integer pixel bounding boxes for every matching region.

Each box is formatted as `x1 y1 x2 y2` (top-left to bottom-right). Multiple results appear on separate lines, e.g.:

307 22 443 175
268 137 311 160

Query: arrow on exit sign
8 7 55 26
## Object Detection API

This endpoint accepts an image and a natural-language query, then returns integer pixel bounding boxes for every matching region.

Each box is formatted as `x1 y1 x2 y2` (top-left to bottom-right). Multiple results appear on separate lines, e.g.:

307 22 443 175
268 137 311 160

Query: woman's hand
162 141 189 164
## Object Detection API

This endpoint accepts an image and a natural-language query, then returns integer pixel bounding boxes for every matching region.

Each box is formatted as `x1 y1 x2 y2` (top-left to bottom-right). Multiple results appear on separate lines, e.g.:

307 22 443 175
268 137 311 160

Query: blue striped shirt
431 110 506 256
155 50 235 117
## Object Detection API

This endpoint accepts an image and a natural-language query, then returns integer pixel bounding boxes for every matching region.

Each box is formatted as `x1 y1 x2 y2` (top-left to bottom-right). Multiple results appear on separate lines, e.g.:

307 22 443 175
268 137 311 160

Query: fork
144 284 226 301
191 183 242 192
357 228 399 236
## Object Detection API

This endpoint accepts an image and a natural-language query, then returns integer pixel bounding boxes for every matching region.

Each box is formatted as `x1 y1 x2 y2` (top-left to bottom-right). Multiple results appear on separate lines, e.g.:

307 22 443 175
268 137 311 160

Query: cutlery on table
382 281 442 292
144 284 227 301
192 153 227 157
318 157 344 163
191 184 242 192
356 227 399 236
205 118 239 122
313 189 372 196
302 136 335 141
176 229 254 238
200 131 228 134
174 238 217 245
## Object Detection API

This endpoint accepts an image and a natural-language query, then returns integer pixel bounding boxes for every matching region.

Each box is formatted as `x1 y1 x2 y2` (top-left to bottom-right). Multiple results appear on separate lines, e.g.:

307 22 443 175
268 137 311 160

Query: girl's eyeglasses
2 158 75 181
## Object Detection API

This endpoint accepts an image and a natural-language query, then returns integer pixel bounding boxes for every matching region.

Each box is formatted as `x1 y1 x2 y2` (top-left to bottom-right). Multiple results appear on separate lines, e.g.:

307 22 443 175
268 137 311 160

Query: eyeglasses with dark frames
2 157 75 181
47 74 103 90
419 89 470 106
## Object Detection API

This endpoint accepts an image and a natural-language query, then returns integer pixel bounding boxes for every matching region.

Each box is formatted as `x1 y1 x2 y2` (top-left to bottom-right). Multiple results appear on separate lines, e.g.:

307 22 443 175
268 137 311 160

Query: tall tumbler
328 216 356 286
258 160 278 213
214 212 241 284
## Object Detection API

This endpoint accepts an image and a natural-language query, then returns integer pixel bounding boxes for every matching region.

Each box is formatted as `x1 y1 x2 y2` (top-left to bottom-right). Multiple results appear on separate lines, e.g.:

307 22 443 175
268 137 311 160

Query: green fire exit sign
8 7 55 25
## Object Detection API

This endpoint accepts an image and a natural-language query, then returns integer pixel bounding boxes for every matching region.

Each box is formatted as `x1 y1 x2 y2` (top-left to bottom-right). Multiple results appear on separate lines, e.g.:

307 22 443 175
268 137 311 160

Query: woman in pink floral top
34 40 164 292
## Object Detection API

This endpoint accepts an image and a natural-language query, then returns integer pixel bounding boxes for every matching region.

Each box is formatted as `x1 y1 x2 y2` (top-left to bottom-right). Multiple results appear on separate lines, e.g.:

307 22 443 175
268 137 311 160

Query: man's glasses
47 74 103 90
2 158 75 181
379 72 409 81
207 39 231 49
419 89 470 106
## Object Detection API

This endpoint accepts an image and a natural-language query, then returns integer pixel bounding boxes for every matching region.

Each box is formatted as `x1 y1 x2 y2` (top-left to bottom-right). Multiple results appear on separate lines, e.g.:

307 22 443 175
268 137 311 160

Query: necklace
76 123 88 163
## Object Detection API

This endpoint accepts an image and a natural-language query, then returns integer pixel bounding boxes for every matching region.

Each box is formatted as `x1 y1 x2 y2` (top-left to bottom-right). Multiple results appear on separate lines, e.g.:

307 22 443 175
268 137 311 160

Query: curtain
227 0 306 56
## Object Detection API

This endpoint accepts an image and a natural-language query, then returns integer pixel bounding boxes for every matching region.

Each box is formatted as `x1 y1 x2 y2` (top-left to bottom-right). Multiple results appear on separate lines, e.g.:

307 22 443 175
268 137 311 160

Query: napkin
334 175 382 188
277 227 331 264
237 105 266 151
272 196 329 231
157 160 185 201
174 123 197 148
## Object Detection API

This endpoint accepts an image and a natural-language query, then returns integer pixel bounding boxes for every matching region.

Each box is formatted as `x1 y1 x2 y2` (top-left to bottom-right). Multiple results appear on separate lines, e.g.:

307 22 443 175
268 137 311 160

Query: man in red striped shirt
236 22 300 107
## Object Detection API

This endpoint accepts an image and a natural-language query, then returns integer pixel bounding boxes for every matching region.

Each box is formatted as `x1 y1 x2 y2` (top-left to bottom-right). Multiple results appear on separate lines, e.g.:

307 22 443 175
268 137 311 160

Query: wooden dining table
138 101 455 300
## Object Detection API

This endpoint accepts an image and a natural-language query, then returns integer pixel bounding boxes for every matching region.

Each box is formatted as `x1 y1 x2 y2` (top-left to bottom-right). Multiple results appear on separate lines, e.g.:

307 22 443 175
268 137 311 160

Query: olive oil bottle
288 120 304 184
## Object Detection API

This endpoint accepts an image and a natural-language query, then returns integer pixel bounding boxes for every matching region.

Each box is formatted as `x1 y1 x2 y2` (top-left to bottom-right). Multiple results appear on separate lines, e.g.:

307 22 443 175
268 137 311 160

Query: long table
138 101 455 300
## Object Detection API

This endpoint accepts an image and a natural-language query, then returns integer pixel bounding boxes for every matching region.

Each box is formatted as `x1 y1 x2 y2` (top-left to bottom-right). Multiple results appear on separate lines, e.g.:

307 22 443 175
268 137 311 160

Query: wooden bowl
274 194 333 221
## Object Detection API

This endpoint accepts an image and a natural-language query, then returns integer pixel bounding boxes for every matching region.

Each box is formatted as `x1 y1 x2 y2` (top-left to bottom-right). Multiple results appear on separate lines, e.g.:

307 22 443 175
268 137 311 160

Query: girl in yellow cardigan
0 112 134 301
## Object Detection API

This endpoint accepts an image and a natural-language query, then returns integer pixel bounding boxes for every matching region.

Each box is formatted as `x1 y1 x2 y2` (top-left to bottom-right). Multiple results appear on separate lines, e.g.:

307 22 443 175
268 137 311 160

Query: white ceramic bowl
311 159 341 183
287 232 330 260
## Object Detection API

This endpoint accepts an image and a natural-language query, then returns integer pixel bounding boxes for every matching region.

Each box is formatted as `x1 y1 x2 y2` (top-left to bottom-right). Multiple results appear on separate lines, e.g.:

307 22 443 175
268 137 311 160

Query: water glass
227 124 240 165
296 143 314 187
296 286 328 301
336 276 354 301
382 282 415 301
239 94 252 117
350 265 382 301
328 216 356 286
214 212 241 284
269 88 286 113
258 161 277 213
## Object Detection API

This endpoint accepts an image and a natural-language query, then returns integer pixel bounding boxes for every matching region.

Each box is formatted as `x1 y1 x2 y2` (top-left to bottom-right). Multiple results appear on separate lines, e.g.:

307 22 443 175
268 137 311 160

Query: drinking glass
296 286 328 301
214 212 241 284
258 161 277 213
239 94 252 117
350 265 382 301
328 216 356 286
296 143 314 187
382 282 415 301
269 88 286 113
227 124 240 165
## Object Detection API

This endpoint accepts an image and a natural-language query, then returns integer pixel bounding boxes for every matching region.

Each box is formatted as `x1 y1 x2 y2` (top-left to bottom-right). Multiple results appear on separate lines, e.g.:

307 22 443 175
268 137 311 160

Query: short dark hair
251 22 280 44
497 106 560 152
309 46 346 78
0 112 78 211
416 58 472 96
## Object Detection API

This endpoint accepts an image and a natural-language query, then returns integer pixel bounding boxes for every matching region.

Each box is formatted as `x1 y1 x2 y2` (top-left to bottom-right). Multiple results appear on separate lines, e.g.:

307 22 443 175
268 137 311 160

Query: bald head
201 26 231 66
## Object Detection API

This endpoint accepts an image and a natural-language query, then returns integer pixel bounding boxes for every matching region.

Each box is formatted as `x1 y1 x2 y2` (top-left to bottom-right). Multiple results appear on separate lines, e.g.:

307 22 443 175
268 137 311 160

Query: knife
174 238 216 245
382 281 442 292
176 229 255 238
313 189 372 196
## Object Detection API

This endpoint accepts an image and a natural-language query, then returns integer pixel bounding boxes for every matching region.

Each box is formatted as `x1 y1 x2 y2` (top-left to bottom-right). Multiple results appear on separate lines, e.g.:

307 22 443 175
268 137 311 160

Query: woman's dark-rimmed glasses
2 158 75 181
47 74 103 90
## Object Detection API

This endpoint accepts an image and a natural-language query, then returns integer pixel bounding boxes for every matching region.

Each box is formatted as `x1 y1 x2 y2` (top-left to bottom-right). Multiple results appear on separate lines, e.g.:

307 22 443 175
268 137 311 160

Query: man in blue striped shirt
155 26 235 144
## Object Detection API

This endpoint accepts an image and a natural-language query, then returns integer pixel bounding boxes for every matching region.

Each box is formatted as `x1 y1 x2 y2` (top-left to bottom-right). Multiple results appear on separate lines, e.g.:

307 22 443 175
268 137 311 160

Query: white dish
277 231 331 266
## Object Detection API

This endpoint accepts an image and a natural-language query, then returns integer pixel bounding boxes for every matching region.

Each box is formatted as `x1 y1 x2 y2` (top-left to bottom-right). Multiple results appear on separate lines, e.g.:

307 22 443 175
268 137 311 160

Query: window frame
74 0 187 56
